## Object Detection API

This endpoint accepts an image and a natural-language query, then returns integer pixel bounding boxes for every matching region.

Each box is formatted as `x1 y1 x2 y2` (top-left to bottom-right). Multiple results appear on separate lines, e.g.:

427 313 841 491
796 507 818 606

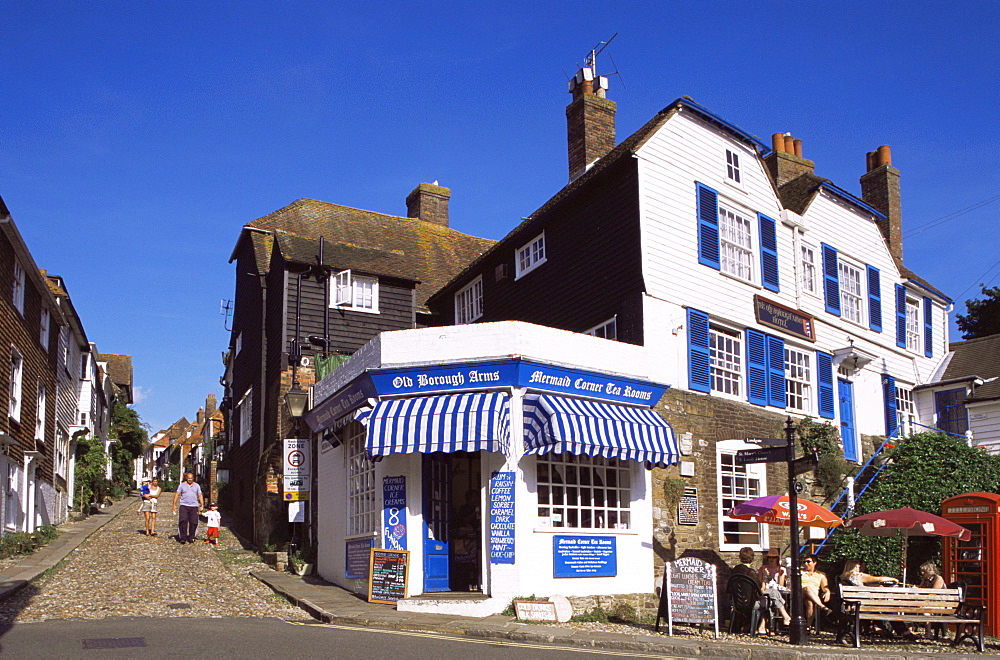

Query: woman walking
146 478 162 536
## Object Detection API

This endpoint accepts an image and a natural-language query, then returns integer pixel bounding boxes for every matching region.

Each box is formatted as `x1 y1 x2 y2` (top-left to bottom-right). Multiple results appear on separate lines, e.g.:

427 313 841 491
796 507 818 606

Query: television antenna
581 33 625 90
220 299 233 331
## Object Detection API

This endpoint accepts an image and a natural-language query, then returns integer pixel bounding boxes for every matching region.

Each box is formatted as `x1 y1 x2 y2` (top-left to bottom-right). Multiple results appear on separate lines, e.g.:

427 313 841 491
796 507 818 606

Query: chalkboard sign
368 548 409 604
655 557 718 637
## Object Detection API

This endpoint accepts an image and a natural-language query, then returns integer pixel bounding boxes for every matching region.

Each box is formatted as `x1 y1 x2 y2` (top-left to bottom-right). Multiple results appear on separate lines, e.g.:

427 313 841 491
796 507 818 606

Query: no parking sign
283 438 311 499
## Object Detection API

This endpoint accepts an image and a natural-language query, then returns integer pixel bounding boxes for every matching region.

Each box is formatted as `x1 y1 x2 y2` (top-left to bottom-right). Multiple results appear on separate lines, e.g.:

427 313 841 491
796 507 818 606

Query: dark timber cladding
428 157 645 346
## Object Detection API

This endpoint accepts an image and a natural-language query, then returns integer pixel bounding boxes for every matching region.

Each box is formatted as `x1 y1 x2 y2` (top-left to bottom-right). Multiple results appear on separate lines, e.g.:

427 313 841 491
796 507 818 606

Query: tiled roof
98 353 133 388
943 333 1000 401
237 198 494 310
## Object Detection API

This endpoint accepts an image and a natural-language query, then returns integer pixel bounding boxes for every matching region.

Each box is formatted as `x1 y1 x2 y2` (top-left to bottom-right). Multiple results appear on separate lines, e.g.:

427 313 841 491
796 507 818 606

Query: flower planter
291 562 313 576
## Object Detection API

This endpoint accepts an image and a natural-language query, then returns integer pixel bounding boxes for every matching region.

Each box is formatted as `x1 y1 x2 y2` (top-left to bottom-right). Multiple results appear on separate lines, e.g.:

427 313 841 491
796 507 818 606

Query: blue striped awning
355 392 510 458
523 394 678 468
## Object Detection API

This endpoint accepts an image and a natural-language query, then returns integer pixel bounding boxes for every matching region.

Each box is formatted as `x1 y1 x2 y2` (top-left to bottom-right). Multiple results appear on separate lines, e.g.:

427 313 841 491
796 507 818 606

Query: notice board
655 556 718 637
368 548 409 604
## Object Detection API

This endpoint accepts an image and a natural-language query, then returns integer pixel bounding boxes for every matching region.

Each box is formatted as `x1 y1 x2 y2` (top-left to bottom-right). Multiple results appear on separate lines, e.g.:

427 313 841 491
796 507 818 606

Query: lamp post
785 416 807 645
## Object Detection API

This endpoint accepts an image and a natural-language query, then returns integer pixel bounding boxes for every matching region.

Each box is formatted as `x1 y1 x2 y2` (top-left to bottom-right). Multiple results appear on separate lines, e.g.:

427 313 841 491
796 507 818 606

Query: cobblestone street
0 497 303 623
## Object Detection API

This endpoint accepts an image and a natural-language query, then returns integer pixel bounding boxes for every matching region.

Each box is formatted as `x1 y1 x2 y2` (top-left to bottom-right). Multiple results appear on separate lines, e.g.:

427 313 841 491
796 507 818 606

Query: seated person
917 562 946 638
800 555 832 622
731 546 768 634
840 558 899 586
758 548 791 627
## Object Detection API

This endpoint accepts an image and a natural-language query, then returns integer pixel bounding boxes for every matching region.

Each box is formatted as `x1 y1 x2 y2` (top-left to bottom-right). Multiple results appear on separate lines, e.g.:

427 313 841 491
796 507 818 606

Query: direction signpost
734 446 788 465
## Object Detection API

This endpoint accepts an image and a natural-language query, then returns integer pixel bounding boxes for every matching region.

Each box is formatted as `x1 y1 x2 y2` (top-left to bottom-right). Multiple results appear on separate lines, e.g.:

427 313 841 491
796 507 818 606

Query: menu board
368 548 409 604
345 538 373 579
489 471 515 563
655 556 718 637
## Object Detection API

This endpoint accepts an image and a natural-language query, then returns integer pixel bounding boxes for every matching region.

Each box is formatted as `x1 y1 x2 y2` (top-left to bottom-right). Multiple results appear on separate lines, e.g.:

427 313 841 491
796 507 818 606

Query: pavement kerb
0 495 137 601
250 570 980 659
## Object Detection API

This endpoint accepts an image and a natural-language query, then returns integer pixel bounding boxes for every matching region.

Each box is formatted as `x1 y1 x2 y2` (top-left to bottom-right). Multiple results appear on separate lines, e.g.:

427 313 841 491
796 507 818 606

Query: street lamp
284 386 309 419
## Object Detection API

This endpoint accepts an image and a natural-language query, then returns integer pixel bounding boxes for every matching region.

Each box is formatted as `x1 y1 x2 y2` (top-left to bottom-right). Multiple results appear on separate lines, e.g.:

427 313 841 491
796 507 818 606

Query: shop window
536 453 631 530
347 423 377 536
718 440 767 551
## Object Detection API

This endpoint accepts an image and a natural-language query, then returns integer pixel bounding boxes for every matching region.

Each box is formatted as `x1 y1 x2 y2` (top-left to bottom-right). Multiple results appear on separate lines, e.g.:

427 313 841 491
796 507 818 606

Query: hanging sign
283 438 311 496
655 557 718 637
754 295 816 341
383 476 407 551
489 471 516 563
368 548 409 604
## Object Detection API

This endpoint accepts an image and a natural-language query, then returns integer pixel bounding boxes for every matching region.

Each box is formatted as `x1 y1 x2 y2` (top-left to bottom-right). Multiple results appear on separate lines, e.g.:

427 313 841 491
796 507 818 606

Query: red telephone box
941 492 1000 636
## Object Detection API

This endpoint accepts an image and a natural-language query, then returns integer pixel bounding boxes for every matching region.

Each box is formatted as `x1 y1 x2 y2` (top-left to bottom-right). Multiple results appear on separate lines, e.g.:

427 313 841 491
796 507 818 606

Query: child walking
204 503 222 546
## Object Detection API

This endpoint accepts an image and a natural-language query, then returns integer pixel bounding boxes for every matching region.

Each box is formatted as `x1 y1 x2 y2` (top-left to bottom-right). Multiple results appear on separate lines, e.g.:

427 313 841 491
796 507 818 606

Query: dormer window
332 270 379 313
515 233 546 279
726 150 742 184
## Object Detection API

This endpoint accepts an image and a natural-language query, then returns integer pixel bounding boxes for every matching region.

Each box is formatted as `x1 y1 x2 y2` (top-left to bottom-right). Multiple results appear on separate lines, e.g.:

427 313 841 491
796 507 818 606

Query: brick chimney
406 183 450 228
860 145 903 267
205 394 217 415
764 132 816 186
566 67 616 182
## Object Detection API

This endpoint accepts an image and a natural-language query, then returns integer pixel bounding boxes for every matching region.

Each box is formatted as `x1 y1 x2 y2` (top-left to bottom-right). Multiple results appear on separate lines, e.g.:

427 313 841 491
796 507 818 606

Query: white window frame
12 261 25 315
234 332 242 356
35 382 46 443
905 297 921 353
347 423 377 537
454 276 483 324
58 326 69 372
725 149 743 186
718 204 754 282
838 259 865 325
515 232 546 279
536 453 633 530
55 426 68 477
39 308 50 349
710 327 742 398
584 317 617 340
800 244 818 296
238 389 252 445
784 346 812 414
9 346 24 422
718 440 768 551
896 386 916 436
331 270 379 313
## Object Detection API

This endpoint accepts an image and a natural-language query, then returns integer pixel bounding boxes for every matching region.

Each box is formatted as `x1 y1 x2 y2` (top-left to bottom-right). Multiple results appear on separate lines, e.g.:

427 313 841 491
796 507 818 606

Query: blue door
839 379 858 462
422 453 451 592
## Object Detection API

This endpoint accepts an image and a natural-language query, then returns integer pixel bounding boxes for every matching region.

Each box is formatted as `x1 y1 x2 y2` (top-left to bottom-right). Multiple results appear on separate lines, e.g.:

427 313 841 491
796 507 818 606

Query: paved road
0 497 301 624
0 617 680 659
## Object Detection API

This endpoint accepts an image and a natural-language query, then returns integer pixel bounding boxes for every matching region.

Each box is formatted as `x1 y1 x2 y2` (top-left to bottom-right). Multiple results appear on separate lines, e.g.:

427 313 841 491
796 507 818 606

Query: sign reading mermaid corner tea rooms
369 359 667 407
553 535 617 577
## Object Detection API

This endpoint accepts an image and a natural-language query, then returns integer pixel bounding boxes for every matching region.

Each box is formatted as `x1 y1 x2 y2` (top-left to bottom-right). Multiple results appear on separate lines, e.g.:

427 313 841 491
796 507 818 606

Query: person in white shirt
204 503 222 546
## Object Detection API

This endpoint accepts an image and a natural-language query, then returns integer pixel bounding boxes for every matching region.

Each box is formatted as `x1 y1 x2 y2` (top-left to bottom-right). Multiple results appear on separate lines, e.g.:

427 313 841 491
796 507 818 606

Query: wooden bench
839 585 984 651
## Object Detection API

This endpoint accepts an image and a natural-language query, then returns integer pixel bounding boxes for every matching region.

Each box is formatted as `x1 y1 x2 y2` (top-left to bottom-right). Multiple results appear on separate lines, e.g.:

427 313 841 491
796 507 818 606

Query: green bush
0 525 60 559
570 606 610 623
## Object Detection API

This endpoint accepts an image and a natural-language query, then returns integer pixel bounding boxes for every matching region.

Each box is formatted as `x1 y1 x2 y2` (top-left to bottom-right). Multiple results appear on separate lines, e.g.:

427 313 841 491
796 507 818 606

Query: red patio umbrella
843 507 972 584
729 494 843 528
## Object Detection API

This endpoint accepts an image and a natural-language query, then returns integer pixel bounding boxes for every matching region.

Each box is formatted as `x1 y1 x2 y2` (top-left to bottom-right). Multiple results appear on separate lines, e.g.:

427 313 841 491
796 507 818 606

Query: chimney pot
876 145 892 167
772 133 785 153
783 135 796 154
793 139 803 158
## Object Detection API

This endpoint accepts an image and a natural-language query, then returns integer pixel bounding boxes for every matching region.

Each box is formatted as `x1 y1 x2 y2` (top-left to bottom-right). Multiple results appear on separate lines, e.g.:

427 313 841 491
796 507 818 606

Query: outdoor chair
726 573 767 635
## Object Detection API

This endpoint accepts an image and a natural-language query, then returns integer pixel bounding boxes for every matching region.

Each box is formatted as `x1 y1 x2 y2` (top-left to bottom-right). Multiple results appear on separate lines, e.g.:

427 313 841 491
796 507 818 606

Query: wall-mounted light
284 387 309 419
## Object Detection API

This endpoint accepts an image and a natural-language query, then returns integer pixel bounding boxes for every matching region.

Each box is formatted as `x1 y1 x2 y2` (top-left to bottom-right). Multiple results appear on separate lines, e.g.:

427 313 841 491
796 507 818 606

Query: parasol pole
785 417 807 645
901 532 908 586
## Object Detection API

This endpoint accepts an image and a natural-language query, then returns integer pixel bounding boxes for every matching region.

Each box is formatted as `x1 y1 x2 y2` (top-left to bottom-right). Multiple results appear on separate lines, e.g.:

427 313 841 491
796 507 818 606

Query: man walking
172 472 204 544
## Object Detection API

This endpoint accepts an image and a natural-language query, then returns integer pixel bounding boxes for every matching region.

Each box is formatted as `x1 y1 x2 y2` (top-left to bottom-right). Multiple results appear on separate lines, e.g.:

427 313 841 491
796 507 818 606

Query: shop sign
304 374 376 432
553 535 617 577
369 359 667 407
383 476 407 551
489 471 515 563
754 295 816 341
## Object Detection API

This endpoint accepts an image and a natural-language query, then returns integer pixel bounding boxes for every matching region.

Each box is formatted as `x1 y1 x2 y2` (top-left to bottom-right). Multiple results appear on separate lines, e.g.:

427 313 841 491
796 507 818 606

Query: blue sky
3 2 998 434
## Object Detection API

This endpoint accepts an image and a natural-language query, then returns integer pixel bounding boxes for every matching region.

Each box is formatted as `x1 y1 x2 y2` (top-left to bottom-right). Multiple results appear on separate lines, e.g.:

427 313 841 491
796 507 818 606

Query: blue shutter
745 329 768 406
766 335 786 408
923 297 933 357
696 183 720 270
895 284 907 348
867 265 882 332
758 213 780 292
882 374 898 437
817 351 835 419
821 243 841 316
687 308 711 393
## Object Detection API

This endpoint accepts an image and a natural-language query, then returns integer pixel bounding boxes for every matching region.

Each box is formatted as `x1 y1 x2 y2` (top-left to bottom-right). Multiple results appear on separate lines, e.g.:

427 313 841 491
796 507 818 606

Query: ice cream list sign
489 472 515 564
369 359 667 407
